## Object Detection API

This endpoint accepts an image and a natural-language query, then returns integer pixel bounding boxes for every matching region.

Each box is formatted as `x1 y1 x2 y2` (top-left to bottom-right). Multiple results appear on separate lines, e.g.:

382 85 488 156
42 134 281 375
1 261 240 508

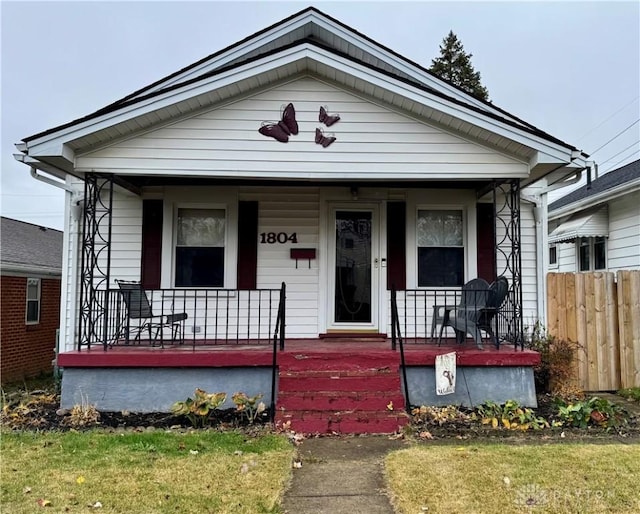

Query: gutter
548 176 640 221
520 156 594 328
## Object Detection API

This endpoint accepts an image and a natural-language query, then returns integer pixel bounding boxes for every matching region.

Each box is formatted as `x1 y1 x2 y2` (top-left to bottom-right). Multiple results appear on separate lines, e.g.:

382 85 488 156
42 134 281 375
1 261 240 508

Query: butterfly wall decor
315 128 336 148
319 106 340 127
258 103 299 143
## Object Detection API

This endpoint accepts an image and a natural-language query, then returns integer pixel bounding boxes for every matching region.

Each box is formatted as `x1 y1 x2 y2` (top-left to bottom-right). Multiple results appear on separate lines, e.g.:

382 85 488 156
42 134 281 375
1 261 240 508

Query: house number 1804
260 232 298 244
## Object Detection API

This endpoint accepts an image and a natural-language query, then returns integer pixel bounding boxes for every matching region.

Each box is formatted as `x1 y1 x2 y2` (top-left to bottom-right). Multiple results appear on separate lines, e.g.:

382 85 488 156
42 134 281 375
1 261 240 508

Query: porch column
77 173 114 350
493 179 524 348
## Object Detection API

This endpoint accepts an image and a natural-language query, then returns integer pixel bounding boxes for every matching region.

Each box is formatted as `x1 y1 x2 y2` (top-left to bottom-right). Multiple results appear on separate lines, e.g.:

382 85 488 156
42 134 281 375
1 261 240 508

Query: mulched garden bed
2 383 638 440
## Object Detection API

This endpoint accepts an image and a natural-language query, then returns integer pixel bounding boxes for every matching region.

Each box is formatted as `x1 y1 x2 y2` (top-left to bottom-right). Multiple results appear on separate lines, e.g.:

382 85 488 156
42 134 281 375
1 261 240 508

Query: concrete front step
276 363 407 433
275 409 408 434
279 374 401 392
277 390 405 411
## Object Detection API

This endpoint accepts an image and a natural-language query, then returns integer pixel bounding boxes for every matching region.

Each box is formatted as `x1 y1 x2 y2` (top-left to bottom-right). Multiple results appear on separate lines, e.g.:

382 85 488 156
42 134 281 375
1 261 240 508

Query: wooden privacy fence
547 271 640 391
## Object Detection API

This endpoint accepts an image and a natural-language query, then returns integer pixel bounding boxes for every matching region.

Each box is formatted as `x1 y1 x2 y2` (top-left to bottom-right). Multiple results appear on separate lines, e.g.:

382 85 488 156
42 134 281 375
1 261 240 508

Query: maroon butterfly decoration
258 103 299 142
315 128 336 148
319 106 340 127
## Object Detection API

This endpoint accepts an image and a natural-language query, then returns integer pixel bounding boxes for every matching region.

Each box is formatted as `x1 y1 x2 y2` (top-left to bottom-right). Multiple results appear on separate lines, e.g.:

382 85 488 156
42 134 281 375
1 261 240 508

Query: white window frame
577 236 607 272
26 278 41 324
549 244 558 268
414 206 467 288
161 198 238 290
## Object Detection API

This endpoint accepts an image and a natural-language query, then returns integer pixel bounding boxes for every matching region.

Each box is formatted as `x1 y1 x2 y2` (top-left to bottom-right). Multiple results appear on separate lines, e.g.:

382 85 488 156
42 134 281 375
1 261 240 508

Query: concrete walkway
281 436 406 514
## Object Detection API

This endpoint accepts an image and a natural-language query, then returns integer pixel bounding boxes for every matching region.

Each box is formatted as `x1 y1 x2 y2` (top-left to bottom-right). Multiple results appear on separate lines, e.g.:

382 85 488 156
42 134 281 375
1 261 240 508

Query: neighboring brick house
1 217 63 383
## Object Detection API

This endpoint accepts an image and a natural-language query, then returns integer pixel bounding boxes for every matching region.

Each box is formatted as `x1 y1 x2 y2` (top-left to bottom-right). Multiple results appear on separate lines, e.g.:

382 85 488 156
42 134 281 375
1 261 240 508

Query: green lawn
1 430 294 513
386 443 640 514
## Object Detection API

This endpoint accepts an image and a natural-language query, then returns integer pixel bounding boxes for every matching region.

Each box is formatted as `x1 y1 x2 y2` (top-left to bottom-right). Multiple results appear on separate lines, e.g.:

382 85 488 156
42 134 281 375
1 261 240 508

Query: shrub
63 400 100 428
526 322 583 400
171 389 227 428
474 400 549 431
617 387 640 402
231 392 266 424
410 405 471 426
555 396 629 430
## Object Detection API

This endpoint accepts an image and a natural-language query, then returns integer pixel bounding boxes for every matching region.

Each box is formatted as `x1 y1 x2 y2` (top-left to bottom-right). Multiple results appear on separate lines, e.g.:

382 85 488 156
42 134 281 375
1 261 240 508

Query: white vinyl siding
518 201 539 324
75 78 528 180
550 190 640 273
242 187 320 338
607 192 640 270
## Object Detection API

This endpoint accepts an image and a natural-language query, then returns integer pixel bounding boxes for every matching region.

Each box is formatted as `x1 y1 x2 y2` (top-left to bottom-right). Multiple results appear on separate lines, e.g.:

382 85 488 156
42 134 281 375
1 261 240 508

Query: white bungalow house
15 8 590 432
548 159 640 272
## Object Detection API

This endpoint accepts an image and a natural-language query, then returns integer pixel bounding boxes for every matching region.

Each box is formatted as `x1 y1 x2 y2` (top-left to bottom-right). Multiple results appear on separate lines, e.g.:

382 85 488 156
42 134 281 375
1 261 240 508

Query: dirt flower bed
0 386 271 434
406 394 640 441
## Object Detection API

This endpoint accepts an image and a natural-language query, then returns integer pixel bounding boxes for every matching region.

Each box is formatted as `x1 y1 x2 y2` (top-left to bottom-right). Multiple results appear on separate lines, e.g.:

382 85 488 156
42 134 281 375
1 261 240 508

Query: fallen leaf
89 501 103 508
560 431 566 438
23 486 32 494
503 476 511 487
234 450 243 456
189 450 199 455
76 476 85 485
292 460 302 469
240 463 250 474
387 401 394 411
419 431 433 440
36 498 52 507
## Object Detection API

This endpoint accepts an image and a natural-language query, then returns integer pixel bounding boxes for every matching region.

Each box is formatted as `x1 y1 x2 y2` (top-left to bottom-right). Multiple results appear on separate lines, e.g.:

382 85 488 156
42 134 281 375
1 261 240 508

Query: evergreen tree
429 30 489 101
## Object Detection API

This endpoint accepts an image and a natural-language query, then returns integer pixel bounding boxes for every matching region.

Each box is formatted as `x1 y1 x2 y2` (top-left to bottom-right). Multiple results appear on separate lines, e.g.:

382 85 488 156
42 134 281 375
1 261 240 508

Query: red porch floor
57 339 540 368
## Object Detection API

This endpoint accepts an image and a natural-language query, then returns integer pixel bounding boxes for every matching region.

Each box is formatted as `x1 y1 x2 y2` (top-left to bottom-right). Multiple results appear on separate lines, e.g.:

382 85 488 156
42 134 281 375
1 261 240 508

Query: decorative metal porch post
493 179 524 348
77 173 114 350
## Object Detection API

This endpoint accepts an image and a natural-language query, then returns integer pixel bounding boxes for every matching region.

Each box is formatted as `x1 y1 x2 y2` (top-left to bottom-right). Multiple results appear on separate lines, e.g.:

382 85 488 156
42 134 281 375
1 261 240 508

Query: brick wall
1 275 61 384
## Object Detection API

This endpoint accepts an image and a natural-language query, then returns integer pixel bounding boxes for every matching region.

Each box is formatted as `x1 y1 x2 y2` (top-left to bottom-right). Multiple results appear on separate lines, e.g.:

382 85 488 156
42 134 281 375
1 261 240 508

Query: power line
598 140 640 166
576 95 639 143
600 149 640 175
589 118 640 157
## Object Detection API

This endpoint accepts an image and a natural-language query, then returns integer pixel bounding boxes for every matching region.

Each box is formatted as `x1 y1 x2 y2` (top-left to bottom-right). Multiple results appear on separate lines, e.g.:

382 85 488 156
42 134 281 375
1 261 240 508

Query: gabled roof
0 217 63 276
16 6 587 184
549 159 640 213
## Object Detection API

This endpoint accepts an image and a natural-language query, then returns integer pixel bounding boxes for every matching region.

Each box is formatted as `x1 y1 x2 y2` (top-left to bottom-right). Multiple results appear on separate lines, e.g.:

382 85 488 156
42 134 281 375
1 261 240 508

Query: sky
2 1 639 231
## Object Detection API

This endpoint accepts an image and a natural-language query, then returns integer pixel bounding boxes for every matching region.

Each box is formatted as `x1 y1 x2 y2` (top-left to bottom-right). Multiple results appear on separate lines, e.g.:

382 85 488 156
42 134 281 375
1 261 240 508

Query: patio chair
438 277 509 349
437 277 490 349
116 280 188 346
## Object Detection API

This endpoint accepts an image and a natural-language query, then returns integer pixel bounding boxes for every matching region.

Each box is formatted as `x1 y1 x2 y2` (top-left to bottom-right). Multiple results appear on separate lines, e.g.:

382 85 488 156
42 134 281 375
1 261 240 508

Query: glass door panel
334 210 372 323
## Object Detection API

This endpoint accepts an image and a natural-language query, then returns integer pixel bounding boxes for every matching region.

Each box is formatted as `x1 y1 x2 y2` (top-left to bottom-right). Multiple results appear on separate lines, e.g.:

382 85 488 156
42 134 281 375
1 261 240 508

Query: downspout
522 160 594 331
27 163 84 357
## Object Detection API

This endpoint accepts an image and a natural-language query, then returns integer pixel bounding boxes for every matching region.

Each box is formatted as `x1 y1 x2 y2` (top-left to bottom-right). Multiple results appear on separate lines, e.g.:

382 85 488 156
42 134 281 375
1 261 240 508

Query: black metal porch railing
83 286 285 350
270 282 286 422
390 286 410 411
390 287 515 348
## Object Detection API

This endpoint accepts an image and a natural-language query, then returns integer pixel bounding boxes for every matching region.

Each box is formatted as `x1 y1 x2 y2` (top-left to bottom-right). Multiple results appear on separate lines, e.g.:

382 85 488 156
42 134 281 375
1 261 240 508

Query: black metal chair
116 280 188 346
438 277 509 349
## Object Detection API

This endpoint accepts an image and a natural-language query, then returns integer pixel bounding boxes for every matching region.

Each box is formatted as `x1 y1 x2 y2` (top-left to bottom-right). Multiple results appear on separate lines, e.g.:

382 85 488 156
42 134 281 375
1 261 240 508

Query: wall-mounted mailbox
290 248 316 268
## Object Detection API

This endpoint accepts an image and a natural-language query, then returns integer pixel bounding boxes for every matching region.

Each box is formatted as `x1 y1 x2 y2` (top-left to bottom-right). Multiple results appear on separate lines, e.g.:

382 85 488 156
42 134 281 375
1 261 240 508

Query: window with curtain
26 278 41 324
417 209 464 287
175 208 226 287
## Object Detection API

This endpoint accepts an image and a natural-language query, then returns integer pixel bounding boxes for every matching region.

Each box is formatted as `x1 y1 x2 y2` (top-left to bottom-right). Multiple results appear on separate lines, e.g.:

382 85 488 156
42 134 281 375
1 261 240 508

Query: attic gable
85 7 538 132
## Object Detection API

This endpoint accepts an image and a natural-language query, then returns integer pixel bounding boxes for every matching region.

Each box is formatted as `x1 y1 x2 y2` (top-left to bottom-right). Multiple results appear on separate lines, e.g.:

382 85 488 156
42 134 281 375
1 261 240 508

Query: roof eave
20 44 581 173
548 177 640 220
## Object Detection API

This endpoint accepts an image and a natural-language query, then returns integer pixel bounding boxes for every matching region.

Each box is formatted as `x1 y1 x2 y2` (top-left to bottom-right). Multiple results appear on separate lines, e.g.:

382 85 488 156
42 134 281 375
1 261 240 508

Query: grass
386 443 640 514
618 387 640 402
1 430 294 513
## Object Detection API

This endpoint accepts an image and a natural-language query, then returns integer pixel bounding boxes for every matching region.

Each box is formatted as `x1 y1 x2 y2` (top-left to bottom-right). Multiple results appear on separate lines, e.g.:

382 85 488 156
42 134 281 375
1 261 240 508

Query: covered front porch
58 337 540 433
